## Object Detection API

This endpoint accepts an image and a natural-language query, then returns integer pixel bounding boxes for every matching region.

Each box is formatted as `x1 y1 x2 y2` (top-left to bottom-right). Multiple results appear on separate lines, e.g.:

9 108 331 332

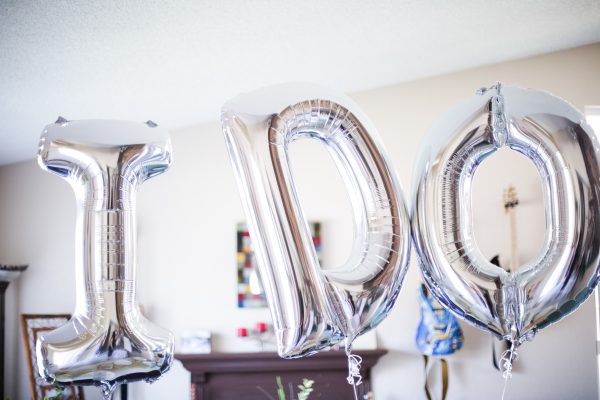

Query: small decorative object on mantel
179 330 212 354
0 263 27 398
236 321 275 351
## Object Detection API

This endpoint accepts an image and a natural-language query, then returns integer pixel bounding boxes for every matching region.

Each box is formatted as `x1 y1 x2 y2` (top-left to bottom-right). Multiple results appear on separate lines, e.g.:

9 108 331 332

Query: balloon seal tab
344 339 363 399
101 381 118 400
55 116 69 125
476 82 502 96
486 82 508 147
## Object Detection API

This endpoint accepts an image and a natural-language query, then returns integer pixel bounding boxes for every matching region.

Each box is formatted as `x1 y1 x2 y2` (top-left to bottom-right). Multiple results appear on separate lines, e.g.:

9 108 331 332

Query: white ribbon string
500 346 517 379
345 338 363 400
346 353 364 386
500 342 518 400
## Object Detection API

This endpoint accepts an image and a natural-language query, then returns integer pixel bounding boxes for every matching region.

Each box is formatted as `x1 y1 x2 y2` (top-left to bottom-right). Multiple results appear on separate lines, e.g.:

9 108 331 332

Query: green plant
297 378 314 400
275 376 286 400
43 388 65 400
257 376 315 400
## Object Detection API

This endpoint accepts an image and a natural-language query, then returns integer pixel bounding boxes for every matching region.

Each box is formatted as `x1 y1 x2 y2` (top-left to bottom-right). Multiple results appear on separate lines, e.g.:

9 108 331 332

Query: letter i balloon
36 118 174 397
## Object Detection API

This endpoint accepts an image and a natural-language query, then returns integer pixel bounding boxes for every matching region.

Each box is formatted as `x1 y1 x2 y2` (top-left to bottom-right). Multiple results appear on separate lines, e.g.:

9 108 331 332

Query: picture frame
237 222 322 308
20 314 84 400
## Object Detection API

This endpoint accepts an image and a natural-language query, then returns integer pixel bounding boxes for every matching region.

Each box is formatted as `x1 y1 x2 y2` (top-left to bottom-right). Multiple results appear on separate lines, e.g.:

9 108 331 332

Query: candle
237 327 248 337
256 322 267 333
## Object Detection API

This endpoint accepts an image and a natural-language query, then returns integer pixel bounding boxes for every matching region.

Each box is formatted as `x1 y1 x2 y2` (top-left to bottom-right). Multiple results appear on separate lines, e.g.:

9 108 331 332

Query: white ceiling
1 1 599 166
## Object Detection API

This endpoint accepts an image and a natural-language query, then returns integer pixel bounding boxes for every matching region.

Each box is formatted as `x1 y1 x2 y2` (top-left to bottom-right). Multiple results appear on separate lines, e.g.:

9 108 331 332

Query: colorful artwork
237 222 321 308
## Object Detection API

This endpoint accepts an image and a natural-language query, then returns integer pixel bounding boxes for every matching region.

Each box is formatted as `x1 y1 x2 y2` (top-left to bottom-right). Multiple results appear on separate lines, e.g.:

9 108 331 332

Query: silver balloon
411 84 600 359
36 118 174 396
222 84 411 360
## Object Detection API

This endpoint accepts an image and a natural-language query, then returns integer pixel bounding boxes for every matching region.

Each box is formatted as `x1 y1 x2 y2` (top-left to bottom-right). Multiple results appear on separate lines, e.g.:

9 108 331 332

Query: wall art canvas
237 222 321 308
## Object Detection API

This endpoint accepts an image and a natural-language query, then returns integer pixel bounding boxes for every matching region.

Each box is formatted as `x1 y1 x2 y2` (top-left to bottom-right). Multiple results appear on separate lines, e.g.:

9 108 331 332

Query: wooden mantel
176 350 387 400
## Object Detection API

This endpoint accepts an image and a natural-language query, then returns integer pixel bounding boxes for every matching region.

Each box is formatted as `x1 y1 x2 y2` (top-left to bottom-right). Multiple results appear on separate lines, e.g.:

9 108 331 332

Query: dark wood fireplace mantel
176 350 387 400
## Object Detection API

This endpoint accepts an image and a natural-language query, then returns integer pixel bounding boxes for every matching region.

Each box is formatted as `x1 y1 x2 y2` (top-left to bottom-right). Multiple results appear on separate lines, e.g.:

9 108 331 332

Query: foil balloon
411 84 600 375
222 83 411 383
36 118 174 397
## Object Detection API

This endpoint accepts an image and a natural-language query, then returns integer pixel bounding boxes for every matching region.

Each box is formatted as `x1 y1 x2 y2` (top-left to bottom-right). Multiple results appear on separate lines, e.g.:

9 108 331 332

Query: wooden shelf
176 350 387 400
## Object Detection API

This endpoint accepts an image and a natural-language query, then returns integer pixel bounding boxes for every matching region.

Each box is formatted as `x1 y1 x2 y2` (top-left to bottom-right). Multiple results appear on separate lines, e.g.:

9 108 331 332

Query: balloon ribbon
423 355 449 400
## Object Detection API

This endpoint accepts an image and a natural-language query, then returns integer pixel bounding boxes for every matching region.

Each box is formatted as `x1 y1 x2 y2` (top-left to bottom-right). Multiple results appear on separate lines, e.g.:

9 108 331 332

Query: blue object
416 284 463 356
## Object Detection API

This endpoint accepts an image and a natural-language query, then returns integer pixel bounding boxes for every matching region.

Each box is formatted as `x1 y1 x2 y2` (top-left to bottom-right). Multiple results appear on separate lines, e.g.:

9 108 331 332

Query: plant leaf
276 376 286 400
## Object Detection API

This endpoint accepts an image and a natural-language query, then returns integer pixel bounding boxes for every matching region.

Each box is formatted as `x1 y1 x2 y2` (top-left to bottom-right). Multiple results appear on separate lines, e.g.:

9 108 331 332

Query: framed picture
20 314 84 400
237 222 322 308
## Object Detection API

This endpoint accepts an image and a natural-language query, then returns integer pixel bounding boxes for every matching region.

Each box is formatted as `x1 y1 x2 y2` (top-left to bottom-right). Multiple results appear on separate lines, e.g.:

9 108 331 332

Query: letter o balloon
411 84 600 372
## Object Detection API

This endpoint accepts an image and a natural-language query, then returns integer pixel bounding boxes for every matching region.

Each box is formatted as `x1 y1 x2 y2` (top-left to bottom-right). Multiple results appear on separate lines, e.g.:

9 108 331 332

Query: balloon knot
346 353 363 386
500 345 518 379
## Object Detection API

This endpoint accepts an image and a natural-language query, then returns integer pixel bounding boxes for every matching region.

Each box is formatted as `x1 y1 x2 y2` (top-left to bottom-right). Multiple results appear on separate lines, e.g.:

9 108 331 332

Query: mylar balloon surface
222 84 411 361
36 118 174 396
411 84 600 362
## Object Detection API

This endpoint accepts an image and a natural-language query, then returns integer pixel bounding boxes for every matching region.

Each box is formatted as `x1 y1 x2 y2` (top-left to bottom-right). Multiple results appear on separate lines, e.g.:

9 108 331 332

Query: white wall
2 43 600 400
